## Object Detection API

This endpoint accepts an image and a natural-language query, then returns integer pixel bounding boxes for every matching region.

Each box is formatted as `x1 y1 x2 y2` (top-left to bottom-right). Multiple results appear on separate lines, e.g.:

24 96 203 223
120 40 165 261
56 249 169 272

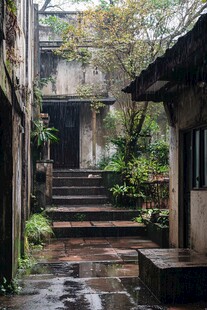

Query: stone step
52 221 146 238
53 177 103 187
52 195 109 205
46 205 140 221
138 248 207 303
52 186 106 196
53 169 104 178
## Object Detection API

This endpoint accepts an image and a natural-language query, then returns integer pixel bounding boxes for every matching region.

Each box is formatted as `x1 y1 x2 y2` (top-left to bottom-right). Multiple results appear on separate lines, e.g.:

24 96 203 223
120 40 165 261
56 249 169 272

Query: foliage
25 213 54 245
106 148 169 207
73 213 86 221
134 208 169 227
102 103 169 208
31 120 59 148
33 78 54 111
103 110 122 141
0 277 21 296
148 139 169 167
76 84 105 112
55 0 207 78
51 0 207 165
18 255 36 276
104 153 126 172
40 16 69 36
7 0 17 14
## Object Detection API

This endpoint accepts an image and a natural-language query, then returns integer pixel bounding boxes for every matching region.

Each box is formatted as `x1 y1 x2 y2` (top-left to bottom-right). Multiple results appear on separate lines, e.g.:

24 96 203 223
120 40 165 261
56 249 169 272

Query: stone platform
138 248 207 304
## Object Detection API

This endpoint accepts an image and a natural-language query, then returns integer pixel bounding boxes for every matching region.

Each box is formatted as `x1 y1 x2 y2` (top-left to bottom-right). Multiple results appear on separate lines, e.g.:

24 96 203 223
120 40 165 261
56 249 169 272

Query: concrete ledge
138 248 207 303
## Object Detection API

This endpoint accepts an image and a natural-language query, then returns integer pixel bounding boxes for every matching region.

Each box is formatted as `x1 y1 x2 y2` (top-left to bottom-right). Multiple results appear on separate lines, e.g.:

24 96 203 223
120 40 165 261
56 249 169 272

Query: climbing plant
76 84 105 113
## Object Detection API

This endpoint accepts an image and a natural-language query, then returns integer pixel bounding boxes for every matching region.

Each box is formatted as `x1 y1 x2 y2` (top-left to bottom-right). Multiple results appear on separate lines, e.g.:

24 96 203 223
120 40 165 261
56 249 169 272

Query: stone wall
0 0 36 282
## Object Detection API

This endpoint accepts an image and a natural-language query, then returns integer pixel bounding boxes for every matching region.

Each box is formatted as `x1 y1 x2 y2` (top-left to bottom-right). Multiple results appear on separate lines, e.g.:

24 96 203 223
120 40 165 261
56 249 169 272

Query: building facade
0 0 37 282
39 11 115 169
124 14 207 253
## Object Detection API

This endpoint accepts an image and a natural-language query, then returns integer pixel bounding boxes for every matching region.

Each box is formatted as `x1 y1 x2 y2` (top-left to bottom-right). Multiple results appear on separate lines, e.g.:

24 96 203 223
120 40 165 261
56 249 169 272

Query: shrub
25 213 53 245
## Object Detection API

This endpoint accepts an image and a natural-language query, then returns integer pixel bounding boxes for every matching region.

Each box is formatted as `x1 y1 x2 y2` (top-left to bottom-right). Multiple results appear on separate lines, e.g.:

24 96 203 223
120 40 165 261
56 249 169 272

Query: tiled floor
0 237 207 309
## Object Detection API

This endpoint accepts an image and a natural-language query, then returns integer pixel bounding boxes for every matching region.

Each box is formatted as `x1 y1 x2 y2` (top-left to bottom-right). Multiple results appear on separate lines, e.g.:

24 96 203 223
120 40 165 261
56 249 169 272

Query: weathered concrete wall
40 52 107 96
12 113 23 274
169 87 207 252
39 11 113 168
177 88 207 129
36 160 53 209
0 92 13 283
0 0 36 282
191 190 207 253
169 125 179 248
80 103 92 167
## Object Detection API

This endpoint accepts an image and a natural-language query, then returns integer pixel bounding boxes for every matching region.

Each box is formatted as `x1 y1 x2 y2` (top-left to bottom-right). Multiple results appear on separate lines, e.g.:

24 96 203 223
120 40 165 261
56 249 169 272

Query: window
193 127 207 188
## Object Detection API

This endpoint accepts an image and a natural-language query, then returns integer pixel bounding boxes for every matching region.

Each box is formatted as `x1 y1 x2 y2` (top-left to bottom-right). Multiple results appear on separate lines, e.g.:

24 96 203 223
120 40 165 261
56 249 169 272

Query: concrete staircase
46 169 146 238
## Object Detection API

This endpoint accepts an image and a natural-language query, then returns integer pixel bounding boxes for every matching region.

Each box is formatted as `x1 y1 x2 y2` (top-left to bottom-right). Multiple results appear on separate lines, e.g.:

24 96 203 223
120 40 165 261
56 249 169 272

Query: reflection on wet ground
0 237 207 310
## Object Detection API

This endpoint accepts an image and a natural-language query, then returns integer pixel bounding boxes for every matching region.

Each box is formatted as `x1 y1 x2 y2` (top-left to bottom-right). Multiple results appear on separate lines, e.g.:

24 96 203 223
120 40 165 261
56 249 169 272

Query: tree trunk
124 101 149 164
39 0 52 12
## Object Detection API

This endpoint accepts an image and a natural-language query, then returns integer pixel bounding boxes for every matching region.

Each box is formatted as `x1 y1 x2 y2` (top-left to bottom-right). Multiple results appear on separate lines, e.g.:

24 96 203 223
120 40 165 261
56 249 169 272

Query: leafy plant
139 208 169 227
73 213 86 221
76 83 106 113
7 0 17 14
18 255 36 272
40 16 69 36
25 213 54 245
0 277 21 296
133 216 143 223
31 120 59 148
104 154 126 172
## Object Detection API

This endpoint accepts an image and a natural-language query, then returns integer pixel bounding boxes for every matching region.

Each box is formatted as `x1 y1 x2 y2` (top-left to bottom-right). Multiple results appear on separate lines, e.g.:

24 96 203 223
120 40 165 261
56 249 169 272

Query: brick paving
53 221 145 228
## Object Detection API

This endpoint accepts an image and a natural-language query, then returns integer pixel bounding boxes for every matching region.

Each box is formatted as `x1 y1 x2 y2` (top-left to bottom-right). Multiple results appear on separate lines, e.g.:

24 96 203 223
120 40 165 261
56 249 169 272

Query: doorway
43 102 80 169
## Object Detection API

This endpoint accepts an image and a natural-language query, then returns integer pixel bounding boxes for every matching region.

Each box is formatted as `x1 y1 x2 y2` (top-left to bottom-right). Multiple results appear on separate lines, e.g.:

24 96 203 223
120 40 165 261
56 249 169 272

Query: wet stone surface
1 237 207 309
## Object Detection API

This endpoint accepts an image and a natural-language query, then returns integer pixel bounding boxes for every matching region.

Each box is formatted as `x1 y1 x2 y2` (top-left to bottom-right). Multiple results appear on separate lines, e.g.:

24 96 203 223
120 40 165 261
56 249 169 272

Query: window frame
192 126 207 189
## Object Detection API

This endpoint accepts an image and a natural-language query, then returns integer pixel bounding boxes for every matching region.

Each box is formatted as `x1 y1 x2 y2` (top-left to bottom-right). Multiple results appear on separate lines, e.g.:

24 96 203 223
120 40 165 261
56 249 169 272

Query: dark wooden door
182 131 192 248
43 102 80 168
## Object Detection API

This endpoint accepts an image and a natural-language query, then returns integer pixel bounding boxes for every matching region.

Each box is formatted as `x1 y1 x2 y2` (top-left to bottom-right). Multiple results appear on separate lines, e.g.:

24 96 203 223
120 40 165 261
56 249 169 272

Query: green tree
52 0 207 163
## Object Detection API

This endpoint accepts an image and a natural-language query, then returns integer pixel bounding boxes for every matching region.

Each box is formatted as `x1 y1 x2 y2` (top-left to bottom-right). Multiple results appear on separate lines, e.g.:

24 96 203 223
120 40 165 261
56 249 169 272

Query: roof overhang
123 14 207 102
42 95 116 105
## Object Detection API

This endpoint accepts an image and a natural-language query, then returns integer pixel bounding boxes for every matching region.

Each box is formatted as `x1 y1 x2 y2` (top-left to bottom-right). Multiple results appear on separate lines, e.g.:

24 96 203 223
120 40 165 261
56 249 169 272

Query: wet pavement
0 237 207 309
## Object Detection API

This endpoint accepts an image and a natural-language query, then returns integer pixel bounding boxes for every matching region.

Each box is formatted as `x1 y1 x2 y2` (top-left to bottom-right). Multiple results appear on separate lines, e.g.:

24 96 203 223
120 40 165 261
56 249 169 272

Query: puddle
30 261 138 278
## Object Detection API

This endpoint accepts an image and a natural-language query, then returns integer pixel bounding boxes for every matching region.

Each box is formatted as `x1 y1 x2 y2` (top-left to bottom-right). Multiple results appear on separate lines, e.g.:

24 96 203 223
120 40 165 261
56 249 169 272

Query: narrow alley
2 1 207 309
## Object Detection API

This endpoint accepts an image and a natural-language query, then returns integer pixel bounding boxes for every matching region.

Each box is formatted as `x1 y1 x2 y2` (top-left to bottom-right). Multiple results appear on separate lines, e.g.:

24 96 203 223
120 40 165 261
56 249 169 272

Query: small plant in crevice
18 255 36 275
0 277 21 296
25 213 54 246
133 209 169 228
73 213 86 222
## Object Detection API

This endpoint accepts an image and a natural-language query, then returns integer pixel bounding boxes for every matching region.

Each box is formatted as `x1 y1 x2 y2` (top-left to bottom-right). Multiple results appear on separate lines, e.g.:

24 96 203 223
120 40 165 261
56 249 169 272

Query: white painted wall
191 190 207 253
169 87 207 252
169 125 179 247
